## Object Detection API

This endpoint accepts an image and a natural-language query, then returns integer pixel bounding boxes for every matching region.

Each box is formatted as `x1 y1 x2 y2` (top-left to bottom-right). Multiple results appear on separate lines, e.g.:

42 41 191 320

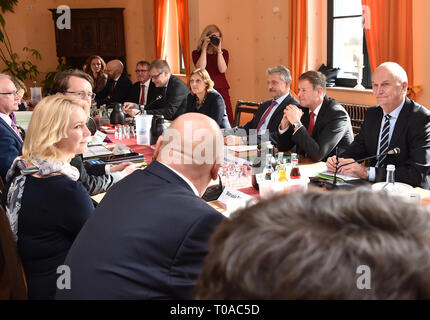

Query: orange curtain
362 0 419 98
154 0 169 59
288 0 308 98
176 0 190 76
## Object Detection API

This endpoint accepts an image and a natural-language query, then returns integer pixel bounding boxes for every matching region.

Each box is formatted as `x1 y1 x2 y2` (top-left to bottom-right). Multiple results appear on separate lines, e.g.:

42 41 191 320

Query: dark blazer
127 81 144 104
70 155 115 196
0 117 22 181
96 72 133 106
224 93 299 146
185 89 231 128
341 98 430 188
145 75 190 120
56 161 224 300
278 96 354 161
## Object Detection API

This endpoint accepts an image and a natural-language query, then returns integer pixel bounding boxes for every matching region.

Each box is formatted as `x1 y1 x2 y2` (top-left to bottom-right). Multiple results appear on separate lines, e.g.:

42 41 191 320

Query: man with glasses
50 69 137 195
124 61 151 107
0 74 22 181
143 59 189 120
96 59 132 107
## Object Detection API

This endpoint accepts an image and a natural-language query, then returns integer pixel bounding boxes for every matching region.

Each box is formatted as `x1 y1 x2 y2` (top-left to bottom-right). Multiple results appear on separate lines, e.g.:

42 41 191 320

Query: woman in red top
192 24 233 125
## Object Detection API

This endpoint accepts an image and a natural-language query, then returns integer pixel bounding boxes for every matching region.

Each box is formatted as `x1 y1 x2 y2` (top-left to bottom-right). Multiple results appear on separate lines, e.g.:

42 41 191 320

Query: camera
209 35 220 46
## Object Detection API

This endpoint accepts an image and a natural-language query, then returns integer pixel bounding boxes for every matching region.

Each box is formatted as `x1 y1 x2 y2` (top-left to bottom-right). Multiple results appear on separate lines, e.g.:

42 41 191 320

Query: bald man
327 62 430 188
96 59 132 106
57 113 225 300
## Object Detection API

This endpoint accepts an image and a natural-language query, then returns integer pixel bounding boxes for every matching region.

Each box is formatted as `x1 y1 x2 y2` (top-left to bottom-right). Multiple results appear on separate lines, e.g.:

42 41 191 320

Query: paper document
83 145 112 159
317 170 361 182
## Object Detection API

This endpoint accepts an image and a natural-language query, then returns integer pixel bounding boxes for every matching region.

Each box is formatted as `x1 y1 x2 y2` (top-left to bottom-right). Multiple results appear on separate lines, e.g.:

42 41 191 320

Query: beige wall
2 0 430 110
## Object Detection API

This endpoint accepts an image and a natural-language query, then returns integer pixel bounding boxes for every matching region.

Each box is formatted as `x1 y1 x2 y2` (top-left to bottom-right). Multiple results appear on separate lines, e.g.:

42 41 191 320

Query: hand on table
326 156 368 179
110 161 134 173
224 135 244 146
122 102 140 117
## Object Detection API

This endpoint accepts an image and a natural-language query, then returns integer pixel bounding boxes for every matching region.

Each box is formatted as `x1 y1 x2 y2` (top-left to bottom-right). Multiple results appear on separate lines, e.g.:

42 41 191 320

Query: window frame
327 0 372 89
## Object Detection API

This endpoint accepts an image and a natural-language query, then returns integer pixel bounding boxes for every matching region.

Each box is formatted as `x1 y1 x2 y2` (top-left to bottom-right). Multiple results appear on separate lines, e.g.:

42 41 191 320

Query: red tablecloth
105 133 260 197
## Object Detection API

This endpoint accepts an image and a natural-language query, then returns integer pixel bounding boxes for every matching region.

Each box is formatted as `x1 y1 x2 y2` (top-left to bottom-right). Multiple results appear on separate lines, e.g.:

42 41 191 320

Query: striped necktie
256 100 277 130
376 114 391 167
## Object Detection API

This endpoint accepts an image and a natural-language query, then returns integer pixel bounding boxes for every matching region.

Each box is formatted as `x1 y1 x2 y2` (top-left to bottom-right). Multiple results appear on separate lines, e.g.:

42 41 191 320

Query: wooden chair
233 100 261 127
340 103 369 134
0 205 27 300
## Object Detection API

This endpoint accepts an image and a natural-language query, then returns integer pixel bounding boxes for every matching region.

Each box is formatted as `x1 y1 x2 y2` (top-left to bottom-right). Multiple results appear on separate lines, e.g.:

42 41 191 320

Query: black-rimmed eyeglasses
0 91 19 96
64 91 96 100
150 72 163 80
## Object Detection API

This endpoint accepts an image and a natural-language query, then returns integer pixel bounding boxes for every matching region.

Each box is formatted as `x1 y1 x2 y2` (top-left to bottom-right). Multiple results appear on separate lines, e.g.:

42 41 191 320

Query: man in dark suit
327 62 430 188
277 71 353 162
57 113 225 299
50 69 137 195
96 59 132 106
125 60 151 105
224 65 299 147
0 75 22 181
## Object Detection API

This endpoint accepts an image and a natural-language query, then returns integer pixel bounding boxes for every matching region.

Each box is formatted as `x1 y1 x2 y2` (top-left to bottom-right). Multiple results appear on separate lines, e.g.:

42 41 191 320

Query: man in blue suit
0 75 22 181
57 113 225 299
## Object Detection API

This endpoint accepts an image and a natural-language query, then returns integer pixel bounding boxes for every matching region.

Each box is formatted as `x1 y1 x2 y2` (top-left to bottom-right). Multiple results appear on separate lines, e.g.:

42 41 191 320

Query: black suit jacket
96 72 133 106
0 117 22 181
224 93 299 146
278 96 353 161
57 161 224 300
70 155 114 196
145 75 190 120
127 81 144 104
341 98 430 188
185 89 231 129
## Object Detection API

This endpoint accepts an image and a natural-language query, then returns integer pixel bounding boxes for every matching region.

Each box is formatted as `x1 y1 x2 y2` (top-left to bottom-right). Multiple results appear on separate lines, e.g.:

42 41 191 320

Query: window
327 0 371 88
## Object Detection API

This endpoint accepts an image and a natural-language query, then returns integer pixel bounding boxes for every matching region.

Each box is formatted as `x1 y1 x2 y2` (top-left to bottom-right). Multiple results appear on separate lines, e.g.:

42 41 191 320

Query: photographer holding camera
193 24 233 125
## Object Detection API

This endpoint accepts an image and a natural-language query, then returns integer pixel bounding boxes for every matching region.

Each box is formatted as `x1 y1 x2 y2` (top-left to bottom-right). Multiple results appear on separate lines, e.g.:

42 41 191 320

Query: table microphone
138 95 163 113
331 147 400 189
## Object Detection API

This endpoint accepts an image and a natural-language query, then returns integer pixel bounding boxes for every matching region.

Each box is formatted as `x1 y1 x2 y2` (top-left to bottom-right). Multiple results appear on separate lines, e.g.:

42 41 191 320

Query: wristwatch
293 121 302 130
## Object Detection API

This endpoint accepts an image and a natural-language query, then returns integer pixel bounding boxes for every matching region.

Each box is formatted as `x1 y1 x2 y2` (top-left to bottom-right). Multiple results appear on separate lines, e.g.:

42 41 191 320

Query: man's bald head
106 60 124 79
154 113 224 196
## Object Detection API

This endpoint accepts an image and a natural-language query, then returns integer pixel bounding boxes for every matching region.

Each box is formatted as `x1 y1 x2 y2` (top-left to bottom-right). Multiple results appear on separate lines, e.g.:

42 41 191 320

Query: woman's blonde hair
197 24 223 52
22 95 89 163
190 68 214 93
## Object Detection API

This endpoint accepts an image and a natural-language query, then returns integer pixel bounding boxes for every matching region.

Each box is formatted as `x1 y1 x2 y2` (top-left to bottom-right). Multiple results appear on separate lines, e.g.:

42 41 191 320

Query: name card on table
217 187 255 218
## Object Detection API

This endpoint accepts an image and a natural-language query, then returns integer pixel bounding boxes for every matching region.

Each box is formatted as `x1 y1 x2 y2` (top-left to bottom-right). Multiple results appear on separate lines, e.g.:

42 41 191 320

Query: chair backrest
233 100 261 127
341 103 369 134
0 205 27 300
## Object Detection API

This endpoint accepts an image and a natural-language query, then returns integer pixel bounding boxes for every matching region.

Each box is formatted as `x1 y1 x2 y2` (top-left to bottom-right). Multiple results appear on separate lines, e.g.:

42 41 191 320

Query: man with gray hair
96 59 132 106
0 74 22 181
224 65 299 146
327 62 430 188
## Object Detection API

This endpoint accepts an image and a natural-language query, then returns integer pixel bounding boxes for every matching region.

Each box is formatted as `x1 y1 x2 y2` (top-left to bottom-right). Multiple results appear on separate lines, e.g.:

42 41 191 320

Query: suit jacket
341 98 430 188
70 155 115 196
223 93 299 146
56 161 224 300
145 75 190 120
96 72 133 106
127 81 143 104
0 117 22 181
185 89 231 129
278 96 354 161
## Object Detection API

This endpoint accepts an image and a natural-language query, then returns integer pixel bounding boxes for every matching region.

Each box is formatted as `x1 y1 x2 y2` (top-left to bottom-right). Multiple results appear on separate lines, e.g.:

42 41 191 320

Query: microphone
138 95 163 113
331 147 400 189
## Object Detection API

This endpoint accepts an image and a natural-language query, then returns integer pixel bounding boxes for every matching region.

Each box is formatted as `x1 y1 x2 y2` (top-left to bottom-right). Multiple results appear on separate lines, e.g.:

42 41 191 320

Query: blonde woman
83 55 108 94
3 95 94 300
192 25 233 125
185 68 230 129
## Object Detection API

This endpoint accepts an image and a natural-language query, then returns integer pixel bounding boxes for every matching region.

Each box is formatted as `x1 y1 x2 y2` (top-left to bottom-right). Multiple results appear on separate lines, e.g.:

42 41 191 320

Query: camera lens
209 36 220 46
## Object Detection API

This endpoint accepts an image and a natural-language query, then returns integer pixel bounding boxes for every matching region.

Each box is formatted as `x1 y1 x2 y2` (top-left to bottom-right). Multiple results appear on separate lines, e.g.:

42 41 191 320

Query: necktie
308 111 315 135
256 101 277 131
376 114 391 167
110 80 117 96
139 83 145 105
9 112 22 139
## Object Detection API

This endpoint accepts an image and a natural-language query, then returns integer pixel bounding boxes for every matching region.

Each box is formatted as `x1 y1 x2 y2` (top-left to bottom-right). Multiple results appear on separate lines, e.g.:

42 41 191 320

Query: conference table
91 132 430 207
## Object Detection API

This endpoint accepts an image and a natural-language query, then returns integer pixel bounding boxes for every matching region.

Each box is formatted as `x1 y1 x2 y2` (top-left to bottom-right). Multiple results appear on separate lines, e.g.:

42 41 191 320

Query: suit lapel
389 99 411 150
370 107 384 153
267 94 291 129
0 117 22 144
312 97 329 137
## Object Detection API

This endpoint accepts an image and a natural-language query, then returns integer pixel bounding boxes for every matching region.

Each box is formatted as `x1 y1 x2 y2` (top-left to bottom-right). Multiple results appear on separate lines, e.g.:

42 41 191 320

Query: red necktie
256 101 277 130
139 83 145 105
308 111 315 135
